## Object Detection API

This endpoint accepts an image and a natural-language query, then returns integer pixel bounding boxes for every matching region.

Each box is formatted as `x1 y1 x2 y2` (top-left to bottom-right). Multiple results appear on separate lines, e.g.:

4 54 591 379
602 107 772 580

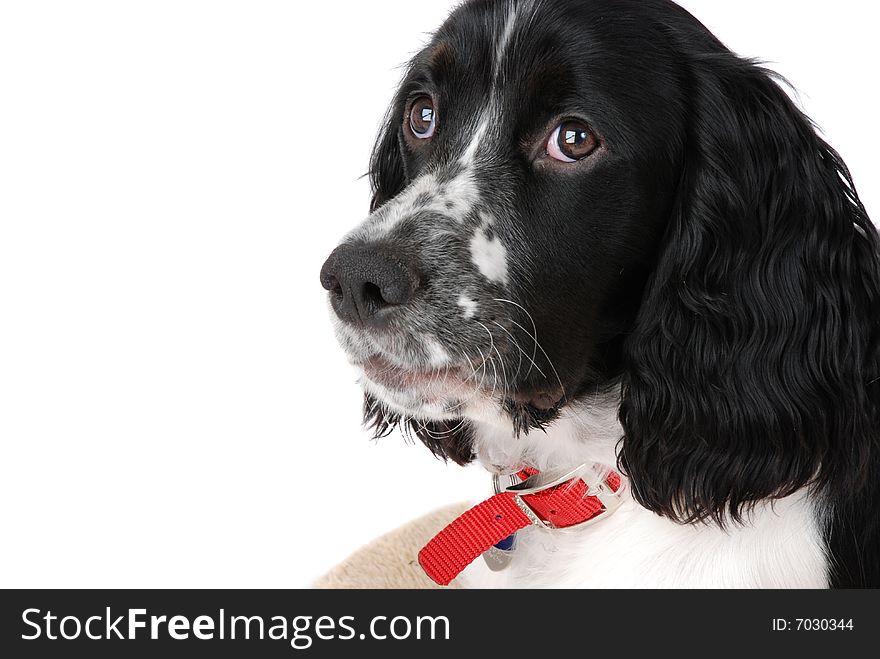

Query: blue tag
494 533 517 552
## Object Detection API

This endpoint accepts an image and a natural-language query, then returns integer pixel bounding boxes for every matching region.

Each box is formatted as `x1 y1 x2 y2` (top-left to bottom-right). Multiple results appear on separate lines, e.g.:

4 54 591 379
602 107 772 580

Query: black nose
320 244 420 326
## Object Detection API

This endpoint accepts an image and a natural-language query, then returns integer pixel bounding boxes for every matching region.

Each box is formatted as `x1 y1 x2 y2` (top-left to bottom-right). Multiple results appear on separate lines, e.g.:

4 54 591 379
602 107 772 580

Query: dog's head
321 0 880 522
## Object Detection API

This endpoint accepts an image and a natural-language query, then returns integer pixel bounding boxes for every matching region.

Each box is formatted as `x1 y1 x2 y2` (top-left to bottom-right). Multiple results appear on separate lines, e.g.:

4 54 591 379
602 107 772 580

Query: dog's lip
360 355 566 410
360 356 470 392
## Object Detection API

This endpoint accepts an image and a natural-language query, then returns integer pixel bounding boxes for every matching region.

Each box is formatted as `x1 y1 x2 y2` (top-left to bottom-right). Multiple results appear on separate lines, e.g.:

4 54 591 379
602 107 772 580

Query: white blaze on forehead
461 2 520 168
470 226 509 286
423 336 451 368
461 116 490 168
493 2 519 80
457 295 479 320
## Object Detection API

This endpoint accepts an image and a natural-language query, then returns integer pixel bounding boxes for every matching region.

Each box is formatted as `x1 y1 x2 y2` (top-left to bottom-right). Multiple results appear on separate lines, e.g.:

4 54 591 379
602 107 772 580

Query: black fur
340 0 879 587
612 7 880 588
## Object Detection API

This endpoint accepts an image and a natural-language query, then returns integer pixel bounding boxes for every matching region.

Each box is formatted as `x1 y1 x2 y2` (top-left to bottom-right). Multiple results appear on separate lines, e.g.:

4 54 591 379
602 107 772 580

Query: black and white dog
320 0 880 588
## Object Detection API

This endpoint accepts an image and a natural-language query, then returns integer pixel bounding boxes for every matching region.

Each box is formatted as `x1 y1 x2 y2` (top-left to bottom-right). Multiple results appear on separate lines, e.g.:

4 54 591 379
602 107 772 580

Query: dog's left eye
547 121 598 162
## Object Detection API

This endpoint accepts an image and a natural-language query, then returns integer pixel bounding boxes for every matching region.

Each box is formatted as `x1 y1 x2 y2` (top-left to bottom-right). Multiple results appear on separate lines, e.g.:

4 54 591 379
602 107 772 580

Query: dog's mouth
360 356 473 401
360 354 566 426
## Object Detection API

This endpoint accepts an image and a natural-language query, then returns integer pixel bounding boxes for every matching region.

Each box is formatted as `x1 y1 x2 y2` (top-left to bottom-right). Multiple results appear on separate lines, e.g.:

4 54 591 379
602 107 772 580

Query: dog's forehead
417 0 620 174
424 0 687 158
427 0 560 118
413 1 586 184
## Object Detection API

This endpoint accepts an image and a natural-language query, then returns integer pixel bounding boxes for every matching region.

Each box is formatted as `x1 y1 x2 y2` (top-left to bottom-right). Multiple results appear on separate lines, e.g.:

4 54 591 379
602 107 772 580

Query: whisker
474 346 491 391
494 298 567 402
492 320 546 379
494 298 540 378
476 321 508 397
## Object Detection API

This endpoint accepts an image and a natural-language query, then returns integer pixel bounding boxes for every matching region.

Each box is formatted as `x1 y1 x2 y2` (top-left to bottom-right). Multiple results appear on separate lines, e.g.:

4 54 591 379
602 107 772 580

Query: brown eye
547 120 597 162
409 96 437 139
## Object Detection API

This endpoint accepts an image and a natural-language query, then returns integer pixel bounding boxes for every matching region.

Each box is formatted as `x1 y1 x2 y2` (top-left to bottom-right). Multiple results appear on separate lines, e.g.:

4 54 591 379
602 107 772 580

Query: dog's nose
320 244 420 326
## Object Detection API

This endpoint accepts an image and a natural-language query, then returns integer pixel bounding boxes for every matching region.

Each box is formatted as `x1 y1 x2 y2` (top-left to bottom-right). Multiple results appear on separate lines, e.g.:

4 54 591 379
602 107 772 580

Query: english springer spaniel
320 0 880 588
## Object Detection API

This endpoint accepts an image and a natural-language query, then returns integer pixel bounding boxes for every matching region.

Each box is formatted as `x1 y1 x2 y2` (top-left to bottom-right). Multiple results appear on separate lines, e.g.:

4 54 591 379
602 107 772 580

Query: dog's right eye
408 96 437 139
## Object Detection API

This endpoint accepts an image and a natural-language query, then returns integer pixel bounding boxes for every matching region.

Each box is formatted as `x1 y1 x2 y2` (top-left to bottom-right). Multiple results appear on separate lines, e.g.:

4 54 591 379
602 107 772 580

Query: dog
320 0 880 588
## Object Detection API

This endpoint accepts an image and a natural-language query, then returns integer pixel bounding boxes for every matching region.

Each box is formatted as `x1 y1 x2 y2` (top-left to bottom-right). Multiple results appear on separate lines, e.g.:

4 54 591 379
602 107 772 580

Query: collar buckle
493 463 626 530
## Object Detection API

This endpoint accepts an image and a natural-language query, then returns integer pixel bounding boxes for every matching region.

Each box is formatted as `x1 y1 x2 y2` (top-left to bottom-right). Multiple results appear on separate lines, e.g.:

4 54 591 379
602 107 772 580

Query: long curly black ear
368 104 407 212
620 55 880 525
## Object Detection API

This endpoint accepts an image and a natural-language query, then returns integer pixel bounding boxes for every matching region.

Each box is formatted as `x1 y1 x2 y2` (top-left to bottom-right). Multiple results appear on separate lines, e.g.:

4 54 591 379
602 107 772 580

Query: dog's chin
362 383 459 422
358 361 565 438
355 356 471 421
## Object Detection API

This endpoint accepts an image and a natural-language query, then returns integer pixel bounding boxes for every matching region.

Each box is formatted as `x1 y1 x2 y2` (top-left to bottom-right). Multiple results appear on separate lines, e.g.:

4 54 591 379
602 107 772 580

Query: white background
1 1 877 588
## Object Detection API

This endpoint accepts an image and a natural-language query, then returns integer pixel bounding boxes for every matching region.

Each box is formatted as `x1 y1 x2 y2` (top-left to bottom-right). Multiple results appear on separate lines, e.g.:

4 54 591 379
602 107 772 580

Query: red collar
419 465 625 586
